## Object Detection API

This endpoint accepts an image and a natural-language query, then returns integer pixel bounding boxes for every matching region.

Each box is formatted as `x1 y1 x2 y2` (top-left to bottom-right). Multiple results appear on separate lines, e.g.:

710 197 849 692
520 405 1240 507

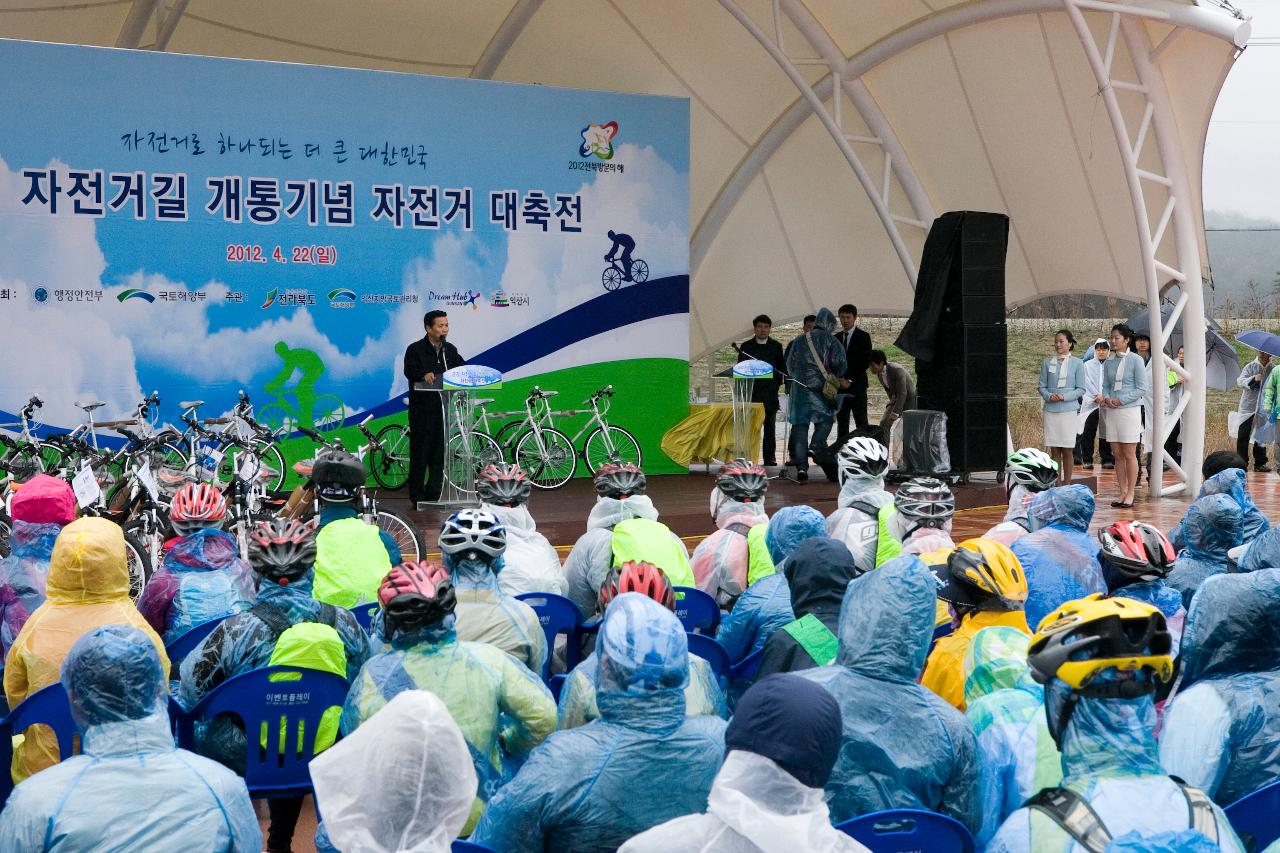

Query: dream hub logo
328 288 357 309
116 288 155 303
580 121 618 160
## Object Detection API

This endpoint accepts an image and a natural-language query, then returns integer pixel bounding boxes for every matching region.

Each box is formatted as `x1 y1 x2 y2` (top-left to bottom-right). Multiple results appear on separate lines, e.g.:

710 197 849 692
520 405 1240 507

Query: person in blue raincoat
716 505 826 663
798 554 981 830
1167 494 1242 609
963 627 1060 847
471 593 727 852
785 307 846 479
1168 467 1267 551
1237 524 1280 571
0 625 261 852
987 595 1243 851
1010 485 1104 631
1097 520 1186 656
1160 569 1280 805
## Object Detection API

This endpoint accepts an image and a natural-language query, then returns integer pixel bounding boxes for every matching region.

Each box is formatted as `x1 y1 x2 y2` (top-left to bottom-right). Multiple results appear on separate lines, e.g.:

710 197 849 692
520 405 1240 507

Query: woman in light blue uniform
1096 323 1149 508
1038 329 1086 484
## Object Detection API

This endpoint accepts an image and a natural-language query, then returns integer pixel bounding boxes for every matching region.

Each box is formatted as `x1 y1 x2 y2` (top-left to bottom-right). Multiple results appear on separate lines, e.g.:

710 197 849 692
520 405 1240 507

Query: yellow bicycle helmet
1027 594 1174 690
938 537 1028 611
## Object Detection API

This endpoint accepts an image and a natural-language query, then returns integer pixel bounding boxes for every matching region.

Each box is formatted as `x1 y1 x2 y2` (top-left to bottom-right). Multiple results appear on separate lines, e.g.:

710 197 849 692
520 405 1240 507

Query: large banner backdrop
0 39 690 474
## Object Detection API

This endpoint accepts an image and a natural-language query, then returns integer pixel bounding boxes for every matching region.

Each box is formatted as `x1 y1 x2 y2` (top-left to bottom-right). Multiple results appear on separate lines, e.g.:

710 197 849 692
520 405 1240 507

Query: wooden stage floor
381 467 1280 554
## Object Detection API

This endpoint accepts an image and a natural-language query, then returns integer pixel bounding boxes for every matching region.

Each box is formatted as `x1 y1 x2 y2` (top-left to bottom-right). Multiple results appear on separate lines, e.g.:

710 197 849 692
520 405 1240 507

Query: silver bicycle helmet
837 437 890 484
895 477 955 529
477 463 533 508
1006 448 1059 497
715 458 768 502
594 461 646 498
438 508 506 560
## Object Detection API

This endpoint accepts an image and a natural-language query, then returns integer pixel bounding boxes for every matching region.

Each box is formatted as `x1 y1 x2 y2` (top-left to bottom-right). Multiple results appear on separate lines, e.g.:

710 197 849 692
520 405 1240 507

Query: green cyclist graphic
258 341 347 431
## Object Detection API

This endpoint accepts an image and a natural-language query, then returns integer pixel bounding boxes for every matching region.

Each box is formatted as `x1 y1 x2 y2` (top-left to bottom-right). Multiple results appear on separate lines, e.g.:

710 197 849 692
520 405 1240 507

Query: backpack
250 602 347 753
1024 778 1218 852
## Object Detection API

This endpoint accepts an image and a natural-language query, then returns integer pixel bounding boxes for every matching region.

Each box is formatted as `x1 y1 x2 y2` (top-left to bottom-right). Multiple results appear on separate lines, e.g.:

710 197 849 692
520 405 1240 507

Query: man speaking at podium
403 310 466 505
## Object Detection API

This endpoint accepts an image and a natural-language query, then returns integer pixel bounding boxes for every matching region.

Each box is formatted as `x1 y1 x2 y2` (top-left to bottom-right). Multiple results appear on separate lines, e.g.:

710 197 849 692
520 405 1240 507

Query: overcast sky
1204 0 1280 219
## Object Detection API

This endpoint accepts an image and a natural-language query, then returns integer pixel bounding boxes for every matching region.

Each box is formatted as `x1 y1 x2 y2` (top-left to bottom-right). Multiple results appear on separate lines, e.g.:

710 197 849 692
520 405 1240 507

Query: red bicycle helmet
715 458 768 503
1098 521 1176 584
169 482 227 535
477 463 532 507
248 518 318 585
379 561 457 634
599 561 675 612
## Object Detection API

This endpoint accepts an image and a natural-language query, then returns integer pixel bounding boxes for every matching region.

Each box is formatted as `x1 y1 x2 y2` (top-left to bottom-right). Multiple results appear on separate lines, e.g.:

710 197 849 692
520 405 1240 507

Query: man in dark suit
834 304 872 441
736 314 786 466
403 310 466 505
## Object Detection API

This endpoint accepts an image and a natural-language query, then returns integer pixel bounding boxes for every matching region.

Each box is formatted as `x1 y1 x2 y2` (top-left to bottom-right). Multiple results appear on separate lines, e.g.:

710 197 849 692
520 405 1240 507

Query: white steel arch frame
716 0 935 288
1061 0 1216 496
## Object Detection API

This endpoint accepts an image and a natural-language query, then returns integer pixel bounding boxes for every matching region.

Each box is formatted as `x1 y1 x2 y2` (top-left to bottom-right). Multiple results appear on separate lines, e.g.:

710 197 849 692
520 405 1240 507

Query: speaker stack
904 211 1010 475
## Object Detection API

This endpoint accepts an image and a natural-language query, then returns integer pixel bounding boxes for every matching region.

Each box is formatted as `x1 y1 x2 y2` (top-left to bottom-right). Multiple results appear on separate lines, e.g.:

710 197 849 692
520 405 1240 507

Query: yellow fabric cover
921 609 1030 711
660 403 765 466
3 517 169 782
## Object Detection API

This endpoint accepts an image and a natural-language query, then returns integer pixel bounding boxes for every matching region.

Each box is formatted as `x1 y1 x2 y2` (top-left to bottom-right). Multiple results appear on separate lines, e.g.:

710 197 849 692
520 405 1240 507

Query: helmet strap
1046 690 1080 751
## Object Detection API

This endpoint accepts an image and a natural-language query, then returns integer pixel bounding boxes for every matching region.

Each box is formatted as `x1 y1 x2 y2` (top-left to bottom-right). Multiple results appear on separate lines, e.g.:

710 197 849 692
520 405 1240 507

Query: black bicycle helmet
594 461 646 498
311 450 365 503
248 518 318 586
715 458 768 502
476 463 533 507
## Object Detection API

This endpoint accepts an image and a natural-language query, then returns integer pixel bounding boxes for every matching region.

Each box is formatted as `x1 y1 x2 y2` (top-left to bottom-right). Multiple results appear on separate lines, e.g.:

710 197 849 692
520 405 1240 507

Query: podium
731 359 774 462
413 365 503 507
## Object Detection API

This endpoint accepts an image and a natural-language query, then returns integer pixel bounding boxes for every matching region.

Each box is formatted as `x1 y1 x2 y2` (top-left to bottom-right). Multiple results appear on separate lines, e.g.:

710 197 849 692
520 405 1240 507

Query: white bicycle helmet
1006 448 1059 496
895 477 955 529
837 437 890 484
438 508 506 560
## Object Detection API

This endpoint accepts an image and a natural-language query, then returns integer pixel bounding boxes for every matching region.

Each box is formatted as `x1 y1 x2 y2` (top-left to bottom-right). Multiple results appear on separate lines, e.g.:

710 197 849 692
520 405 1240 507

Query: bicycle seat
293 459 314 476
158 469 194 487
542 390 559 398
76 400 107 412
473 397 495 406
179 400 204 410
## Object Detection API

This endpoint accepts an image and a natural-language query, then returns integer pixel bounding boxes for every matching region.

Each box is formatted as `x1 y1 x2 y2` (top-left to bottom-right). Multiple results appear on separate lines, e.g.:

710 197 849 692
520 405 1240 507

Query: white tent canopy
0 0 1252 493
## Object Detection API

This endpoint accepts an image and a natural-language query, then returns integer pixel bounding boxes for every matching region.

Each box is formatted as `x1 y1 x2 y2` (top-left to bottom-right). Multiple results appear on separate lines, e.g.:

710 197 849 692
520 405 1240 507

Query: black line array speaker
899 211 1010 474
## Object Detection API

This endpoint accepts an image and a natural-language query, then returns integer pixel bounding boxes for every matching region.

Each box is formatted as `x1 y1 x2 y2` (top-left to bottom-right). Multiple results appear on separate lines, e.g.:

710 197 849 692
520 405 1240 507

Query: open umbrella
1235 330 1280 358
1124 300 1239 391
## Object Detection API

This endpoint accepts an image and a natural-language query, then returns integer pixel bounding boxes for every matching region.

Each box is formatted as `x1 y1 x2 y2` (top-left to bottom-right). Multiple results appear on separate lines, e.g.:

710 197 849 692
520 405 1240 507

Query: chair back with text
515 592 583 679
836 809 975 853
673 586 720 635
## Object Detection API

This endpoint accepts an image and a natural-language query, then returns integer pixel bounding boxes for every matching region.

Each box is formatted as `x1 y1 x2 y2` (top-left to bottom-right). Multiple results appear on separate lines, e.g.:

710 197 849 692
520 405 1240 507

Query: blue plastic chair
928 622 954 655
686 632 731 681
836 809 974 853
0 682 79 807
452 841 498 852
1225 779 1280 851
673 587 721 635
349 601 380 632
729 645 765 681
173 666 350 798
165 616 227 673
548 673 567 704
515 592 584 680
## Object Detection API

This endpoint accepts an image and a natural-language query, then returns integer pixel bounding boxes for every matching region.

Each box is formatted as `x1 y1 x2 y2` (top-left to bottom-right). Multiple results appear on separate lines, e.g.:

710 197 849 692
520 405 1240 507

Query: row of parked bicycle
0 393 422 597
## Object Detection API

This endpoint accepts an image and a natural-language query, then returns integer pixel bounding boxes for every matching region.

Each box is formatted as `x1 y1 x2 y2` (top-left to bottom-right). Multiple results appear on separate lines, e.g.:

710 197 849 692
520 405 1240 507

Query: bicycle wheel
631 258 650 283
33 441 65 475
602 266 623 291
123 530 153 602
313 394 347 432
158 440 190 474
375 507 423 562
515 427 577 489
370 424 410 490
492 419 526 463
583 425 643 474
443 432 503 492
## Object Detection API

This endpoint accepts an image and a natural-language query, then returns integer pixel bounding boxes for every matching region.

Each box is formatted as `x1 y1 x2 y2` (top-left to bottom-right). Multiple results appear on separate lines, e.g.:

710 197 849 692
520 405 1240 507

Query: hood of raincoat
1181 494 1243 560
1241 526 1280 572
10 474 75 526
163 527 241 573
765 505 827 565
62 624 167 728
484 502 536 533
596 592 688 732
444 553 506 589
388 614 458 652
9 520 61 561
1197 467 1268 541
814 307 838 333
785 538 859 620
725 674 842 789
963 626 1037 709
312 690 477 853
1047 673 1163 782
836 479 891 510
835 554 935 683
714 497 767 531
254 567 316 608
1028 485 1094 533
1004 484 1036 524
1178 569 1280 687
46 516 131 604
587 495 659 531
